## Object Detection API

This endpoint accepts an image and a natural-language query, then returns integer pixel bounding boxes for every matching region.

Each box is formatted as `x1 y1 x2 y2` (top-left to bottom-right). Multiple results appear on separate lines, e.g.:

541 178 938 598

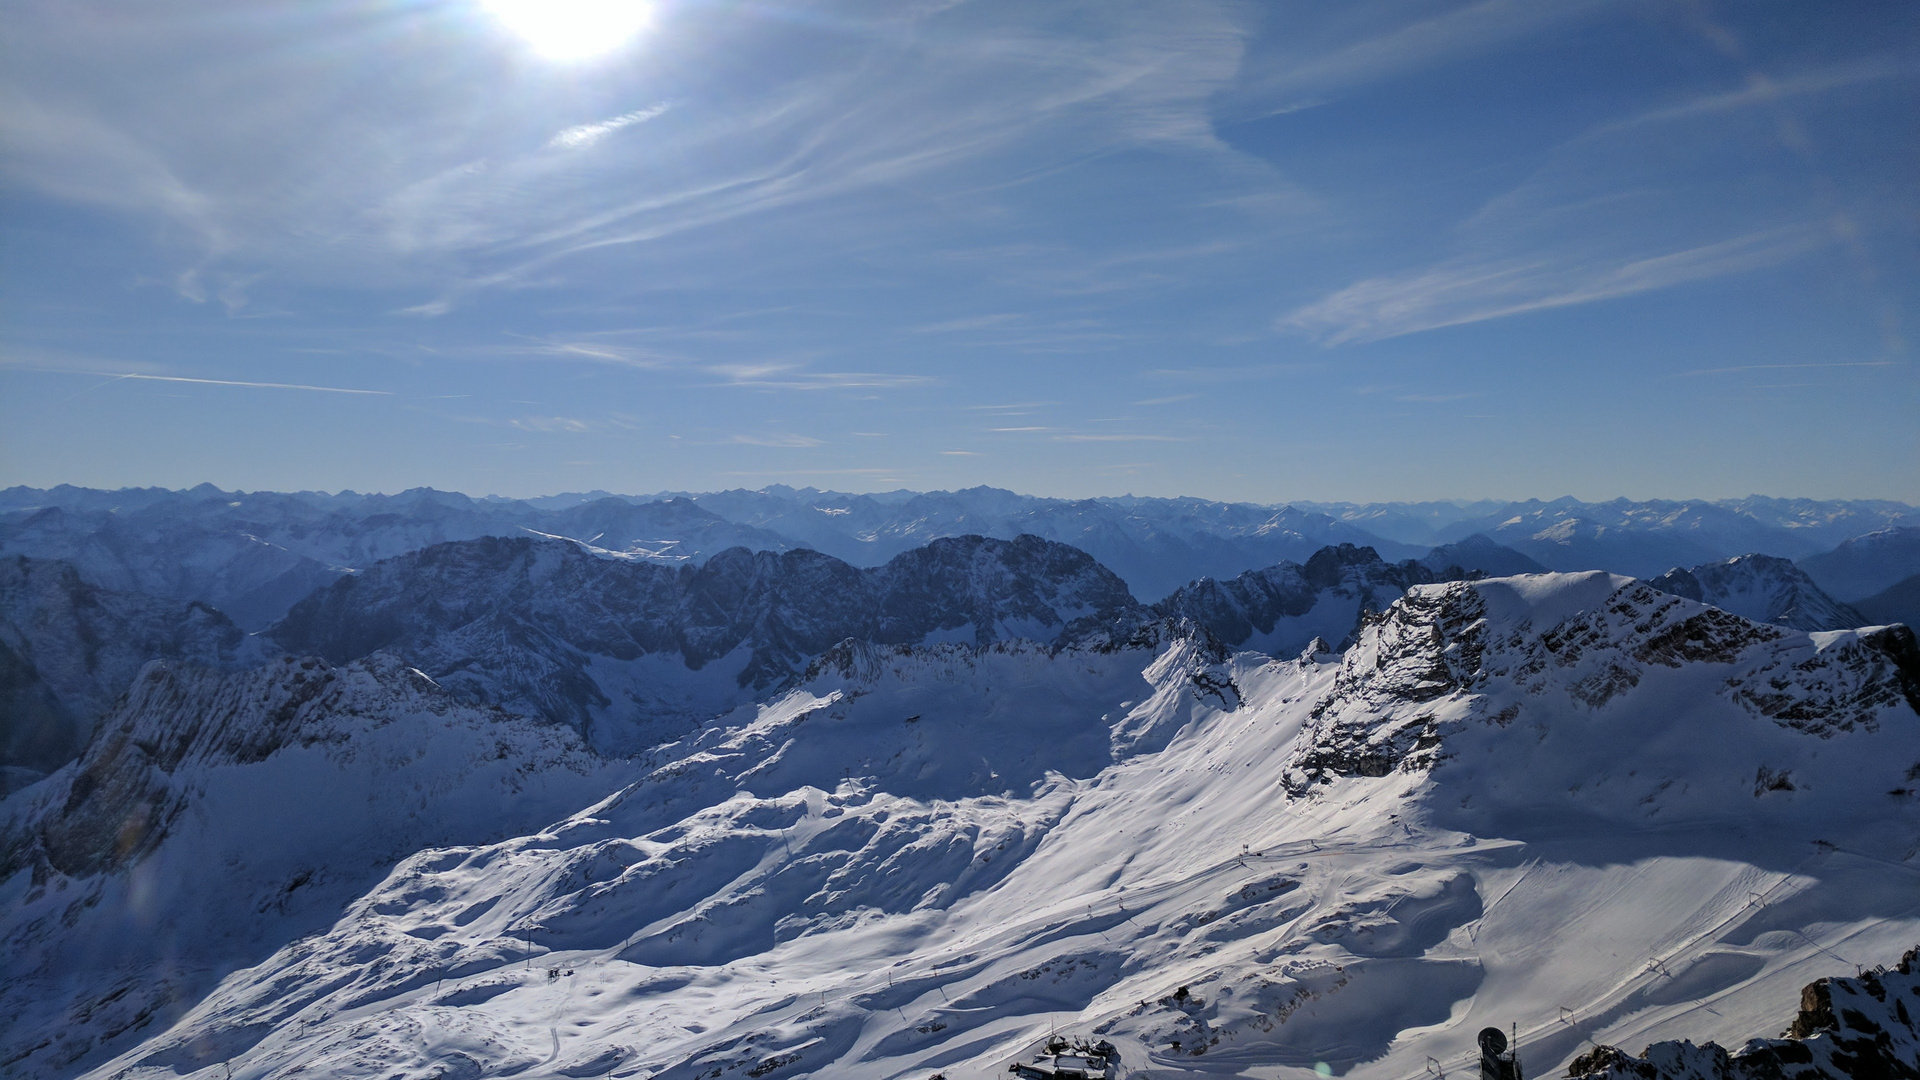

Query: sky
1 0 1916 503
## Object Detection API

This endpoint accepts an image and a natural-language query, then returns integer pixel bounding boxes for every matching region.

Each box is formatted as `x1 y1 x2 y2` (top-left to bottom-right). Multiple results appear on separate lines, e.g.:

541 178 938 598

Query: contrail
30 369 393 395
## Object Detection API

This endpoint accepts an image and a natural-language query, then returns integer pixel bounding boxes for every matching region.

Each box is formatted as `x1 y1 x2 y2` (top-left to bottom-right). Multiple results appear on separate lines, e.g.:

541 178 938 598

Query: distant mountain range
5 486 1915 628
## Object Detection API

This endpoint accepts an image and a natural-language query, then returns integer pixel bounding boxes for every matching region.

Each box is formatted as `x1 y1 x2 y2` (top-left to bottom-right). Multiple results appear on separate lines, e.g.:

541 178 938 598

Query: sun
481 0 653 61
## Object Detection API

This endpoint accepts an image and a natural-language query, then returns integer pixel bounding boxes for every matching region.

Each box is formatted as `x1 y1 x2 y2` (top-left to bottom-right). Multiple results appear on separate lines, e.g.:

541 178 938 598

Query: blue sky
2 0 1915 502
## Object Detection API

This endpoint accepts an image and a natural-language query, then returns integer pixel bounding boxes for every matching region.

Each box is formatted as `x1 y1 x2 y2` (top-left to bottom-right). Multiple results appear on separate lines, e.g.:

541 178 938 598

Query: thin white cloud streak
1223 0 1614 115
721 468 902 476
510 416 591 432
731 433 824 447
1280 50 1913 346
466 344 932 394
1053 433 1181 442
1284 227 1824 345
1673 361 1898 378
1141 365 1307 382
713 370 937 392
1602 57 1915 135
548 103 673 149
1394 392 1480 403
18 369 391 395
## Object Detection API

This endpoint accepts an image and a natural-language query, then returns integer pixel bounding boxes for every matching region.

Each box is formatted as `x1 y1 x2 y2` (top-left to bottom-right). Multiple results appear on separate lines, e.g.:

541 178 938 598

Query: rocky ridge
1154 543 1452 658
1649 553 1867 632
0 653 625 1079
266 533 1146 749
1 556 260 787
1568 946 1920 1079
1281 572 1920 799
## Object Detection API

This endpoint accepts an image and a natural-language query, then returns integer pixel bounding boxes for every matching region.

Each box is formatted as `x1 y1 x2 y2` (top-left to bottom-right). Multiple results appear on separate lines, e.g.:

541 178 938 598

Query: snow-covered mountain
1799 526 1920 603
9 571 1916 1080
267 534 1147 753
1155 543 1439 657
1719 496 1920 551
1 557 261 790
1431 498 1825 577
8 486 1916 627
0 488 798 631
0 654 630 1079
678 486 1423 602
1648 554 1868 632
1150 539 1546 658
1417 533 1549 578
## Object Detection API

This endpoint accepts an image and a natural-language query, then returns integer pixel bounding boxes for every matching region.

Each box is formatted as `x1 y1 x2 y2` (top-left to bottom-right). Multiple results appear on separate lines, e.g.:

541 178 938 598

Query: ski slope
5 574 1918 1079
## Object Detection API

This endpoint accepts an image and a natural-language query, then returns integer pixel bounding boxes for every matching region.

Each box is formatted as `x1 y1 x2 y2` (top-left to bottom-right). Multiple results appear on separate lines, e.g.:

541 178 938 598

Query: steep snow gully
3 546 1920 1080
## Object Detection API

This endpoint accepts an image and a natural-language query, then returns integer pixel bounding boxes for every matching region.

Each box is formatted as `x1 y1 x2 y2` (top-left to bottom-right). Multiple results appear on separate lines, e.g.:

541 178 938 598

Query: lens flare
481 0 652 61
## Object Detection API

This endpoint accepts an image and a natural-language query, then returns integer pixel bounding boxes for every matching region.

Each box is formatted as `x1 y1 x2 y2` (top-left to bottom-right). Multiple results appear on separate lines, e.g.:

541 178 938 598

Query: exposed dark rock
1 556 257 784
1650 554 1867 632
268 534 1143 737
1566 947 1920 1079
1154 543 1476 657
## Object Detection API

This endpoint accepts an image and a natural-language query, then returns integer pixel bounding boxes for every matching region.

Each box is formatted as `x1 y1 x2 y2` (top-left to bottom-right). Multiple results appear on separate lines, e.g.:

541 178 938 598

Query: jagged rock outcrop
1154 543 1462 658
1567 946 1920 1079
267 534 1144 745
1650 553 1867 632
1281 573 1920 796
1 556 258 787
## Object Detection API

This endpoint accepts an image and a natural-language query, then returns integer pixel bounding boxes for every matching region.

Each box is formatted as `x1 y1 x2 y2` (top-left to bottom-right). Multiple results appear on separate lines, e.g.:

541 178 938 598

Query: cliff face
1154 542 1455 657
1569 946 1920 1079
267 534 1144 748
0 556 257 785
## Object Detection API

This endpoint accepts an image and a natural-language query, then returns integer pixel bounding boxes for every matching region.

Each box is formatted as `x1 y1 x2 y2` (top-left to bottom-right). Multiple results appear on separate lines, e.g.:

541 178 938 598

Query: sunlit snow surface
6 575 1920 1079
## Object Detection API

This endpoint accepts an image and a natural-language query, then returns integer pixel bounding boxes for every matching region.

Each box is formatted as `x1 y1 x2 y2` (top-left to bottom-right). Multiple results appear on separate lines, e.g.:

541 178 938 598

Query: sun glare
481 0 652 61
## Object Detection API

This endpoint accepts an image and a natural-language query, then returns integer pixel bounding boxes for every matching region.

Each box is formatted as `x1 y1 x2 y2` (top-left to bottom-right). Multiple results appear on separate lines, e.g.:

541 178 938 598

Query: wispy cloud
1142 365 1307 382
732 433 824 447
17 369 390 396
510 416 591 432
533 342 676 368
723 468 903 477
940 450 983 456
1284 226 1824 344
1053 433 1181 442
911 313 1022 334
1223 0 1613 115
1605 57 1913 134
1672 361 1899 378
711 367 936 392
1393 392 1480 403
548 103 673 150
1278 49 1913 347
1134 393 1199 405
